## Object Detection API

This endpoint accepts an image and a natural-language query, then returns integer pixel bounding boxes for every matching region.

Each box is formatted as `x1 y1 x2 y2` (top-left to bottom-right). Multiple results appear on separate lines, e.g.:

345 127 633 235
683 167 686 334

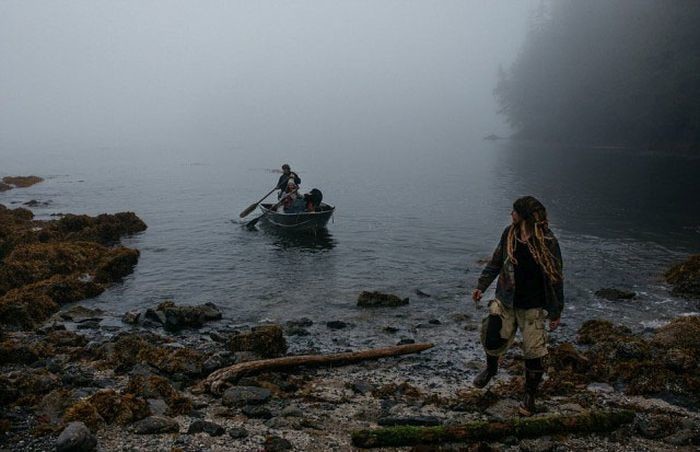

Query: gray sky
0 1 537 158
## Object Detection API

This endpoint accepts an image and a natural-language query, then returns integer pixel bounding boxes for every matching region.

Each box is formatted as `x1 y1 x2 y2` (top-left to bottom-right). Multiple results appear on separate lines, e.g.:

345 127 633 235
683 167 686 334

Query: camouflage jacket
476 226 564 319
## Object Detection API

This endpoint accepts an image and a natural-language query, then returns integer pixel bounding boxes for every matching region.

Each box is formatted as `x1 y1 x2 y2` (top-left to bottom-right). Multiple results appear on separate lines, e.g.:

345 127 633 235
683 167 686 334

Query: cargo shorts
480 299 548 359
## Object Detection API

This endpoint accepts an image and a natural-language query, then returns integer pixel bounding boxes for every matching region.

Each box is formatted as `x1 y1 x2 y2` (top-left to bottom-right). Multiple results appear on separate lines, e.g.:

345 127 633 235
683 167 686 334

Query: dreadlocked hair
506 196 562 283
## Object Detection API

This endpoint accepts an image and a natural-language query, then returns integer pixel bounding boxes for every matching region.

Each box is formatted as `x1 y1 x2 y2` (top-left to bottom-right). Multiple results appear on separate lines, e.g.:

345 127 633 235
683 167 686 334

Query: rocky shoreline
1 188 699 451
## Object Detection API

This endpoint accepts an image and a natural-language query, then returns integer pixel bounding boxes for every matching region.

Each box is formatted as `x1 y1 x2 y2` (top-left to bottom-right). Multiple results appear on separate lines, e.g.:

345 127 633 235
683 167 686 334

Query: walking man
471 196 564 416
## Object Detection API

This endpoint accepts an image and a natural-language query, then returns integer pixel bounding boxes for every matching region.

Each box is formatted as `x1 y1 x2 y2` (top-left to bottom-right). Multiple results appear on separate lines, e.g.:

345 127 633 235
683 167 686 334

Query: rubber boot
472 354 499 388
519 358 544 416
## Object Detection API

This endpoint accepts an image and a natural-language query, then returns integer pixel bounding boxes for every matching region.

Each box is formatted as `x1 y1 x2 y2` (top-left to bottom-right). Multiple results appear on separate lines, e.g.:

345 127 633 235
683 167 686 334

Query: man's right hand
472 289 483 303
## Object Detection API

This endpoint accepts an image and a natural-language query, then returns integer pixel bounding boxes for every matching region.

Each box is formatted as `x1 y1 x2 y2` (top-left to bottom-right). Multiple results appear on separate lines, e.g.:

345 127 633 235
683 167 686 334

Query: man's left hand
549 318 560 331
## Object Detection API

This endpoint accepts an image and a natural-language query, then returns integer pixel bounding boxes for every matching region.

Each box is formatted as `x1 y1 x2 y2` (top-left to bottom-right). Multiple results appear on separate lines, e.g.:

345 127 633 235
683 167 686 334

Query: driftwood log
200 342 433 395
352 409 635 448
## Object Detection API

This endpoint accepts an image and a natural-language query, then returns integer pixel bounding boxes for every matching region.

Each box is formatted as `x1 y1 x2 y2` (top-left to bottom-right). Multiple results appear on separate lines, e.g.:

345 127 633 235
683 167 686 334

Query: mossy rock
229 324 287 358
64 389 150 430
126 375 192 415
1 176 44 188
97 333 205 376
576 319 632 345
0 336 53 364
0 290 58 329
665 254 700 298
651 316 700 352
94 247 140 283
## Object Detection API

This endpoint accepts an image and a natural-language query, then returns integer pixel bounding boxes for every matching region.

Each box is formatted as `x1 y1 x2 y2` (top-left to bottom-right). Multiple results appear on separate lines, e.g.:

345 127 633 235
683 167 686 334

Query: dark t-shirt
513 239 546 309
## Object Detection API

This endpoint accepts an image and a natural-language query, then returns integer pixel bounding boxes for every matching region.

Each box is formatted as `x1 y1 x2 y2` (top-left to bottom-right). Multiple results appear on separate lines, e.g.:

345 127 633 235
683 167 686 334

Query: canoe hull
260 203 334 231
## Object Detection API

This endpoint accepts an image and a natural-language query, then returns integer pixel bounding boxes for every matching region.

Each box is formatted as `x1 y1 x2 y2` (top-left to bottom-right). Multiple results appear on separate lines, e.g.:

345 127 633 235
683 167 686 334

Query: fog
1 1 537 161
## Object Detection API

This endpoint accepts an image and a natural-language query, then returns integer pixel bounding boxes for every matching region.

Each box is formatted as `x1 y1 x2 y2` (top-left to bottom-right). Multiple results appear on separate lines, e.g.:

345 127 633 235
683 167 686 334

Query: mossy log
200 342 433 395
351 409 634 448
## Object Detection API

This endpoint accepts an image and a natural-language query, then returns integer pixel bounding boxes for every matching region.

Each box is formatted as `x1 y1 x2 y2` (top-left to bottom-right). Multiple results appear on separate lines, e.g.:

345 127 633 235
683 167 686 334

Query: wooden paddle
245 188 299 229
239 187 278 218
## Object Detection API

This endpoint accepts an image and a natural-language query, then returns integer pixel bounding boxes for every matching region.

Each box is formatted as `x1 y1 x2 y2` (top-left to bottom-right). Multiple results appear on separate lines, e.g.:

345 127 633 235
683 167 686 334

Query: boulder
229 324 287 358
187 420 225 436
357 291 409 308
131 415 180 434
55 421 97 452
222 386 271 407
665 254 700 298
160 301 222 332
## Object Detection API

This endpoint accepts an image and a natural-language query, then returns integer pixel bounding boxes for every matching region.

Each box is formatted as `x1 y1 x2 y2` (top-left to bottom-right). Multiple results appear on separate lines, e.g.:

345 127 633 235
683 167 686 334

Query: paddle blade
239 203 259 218
245 216 262 229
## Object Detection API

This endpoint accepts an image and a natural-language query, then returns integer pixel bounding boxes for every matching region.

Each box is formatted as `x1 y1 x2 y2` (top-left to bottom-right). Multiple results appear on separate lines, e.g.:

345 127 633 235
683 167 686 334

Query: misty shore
1 189 699 451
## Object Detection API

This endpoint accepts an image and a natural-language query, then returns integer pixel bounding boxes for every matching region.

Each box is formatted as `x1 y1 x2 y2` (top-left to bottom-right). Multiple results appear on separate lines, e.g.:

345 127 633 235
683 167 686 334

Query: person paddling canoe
276 164 301 198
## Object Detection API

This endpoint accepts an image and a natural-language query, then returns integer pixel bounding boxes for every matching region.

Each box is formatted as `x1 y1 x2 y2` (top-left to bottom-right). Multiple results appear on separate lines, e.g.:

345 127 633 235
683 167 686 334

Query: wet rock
122 310 140 325
0 182 11 192
152 301 223 331
635 414 677 439
484 398 520 420
285 326 310 336
47 330 88 347
585 382 614 393
357 291 409 308
280 405 303 417
383 326 399 334
131 415 180 434
377 416 442 426
64 389 150 430
242 405 273 419
187 420 225 436
576 319 632 345
55 421 97 452
229 324 287 358
397 338 415 345
77 320 101 330
350 382 375 395
415 289 432 298
594 288 636 300
98 333 205 376
94 247 140 283
147 399 168 416
228 427 248 439
125 375 192 415
144 308 166 325
222 386 271 407
664 429 700 446
662 347 695 371
519 437 554 452
286 318 313 328
665 254 700 298
326 320 347 330
263 435 292 451
428 319 441 325
2 175 44 188
265 417 291 429
61 364 97 387
651 315 700 350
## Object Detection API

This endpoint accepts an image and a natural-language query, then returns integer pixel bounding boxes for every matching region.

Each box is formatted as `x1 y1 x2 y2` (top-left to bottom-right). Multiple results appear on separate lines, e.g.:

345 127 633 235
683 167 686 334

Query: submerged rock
665 254 700 299
357 291 409 308
595 288 636 300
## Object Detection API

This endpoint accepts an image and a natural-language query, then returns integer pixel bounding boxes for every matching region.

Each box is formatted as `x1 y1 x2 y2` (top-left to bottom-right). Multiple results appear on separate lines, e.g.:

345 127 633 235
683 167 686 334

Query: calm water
2 142 699 365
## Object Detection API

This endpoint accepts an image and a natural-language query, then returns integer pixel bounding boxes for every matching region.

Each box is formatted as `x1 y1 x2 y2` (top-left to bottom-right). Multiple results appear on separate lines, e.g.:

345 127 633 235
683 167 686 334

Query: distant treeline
496 1 700 149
